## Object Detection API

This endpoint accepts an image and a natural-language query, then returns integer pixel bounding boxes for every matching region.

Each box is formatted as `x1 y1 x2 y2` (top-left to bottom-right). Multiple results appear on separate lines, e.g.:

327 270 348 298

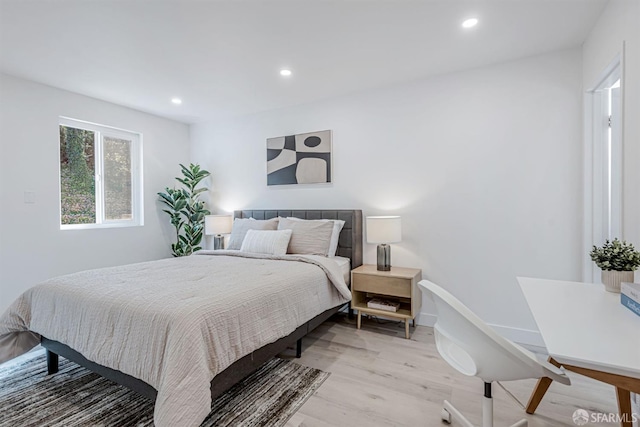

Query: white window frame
583 49 624 281
59 117 144 230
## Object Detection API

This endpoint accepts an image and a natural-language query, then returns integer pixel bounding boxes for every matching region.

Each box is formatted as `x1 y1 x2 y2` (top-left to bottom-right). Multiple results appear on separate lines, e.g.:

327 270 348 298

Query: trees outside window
59 118 142 229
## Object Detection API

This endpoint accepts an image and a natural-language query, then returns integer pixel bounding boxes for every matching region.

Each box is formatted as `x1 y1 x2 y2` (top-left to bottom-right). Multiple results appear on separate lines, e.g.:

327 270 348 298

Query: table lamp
366 216 402 271
205 214 233 250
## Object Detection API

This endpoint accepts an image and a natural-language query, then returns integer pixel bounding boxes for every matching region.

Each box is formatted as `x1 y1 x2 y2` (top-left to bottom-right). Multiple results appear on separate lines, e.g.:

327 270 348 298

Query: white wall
0 74 190 313
583 0 640 256
191 49 584 346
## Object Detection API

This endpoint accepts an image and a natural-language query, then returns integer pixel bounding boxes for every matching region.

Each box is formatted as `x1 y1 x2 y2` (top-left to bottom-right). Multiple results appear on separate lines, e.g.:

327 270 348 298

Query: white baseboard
417 311 546 352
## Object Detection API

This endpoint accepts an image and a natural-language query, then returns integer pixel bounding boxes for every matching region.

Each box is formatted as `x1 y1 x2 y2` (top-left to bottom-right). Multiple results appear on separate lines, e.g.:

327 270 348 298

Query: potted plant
158 163 211 257
590 238 640 292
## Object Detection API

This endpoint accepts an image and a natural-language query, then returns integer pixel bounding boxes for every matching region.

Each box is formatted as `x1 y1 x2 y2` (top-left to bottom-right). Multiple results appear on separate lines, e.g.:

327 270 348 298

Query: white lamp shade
205 215 233 235
366 216 402 244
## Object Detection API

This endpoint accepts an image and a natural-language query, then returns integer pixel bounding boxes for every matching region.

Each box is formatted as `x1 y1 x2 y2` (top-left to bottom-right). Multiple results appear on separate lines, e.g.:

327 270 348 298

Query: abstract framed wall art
267 130 332 186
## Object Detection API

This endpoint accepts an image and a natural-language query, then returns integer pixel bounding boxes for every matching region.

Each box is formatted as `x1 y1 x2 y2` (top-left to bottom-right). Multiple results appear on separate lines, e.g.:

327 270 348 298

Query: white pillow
327 219 346 257
240 229 292 256
228 218 279 250
277 218 334 256
284 217 345 257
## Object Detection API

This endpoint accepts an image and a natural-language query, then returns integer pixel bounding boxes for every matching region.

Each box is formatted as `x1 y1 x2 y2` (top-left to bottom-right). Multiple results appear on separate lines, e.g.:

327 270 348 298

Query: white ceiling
0 0 607 124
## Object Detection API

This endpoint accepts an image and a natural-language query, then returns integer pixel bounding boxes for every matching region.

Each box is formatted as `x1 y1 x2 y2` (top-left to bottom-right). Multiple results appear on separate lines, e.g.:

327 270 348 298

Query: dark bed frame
42 209 362 403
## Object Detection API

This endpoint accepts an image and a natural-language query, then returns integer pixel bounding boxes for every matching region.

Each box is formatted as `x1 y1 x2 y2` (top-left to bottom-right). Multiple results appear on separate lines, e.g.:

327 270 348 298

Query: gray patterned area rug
0 350 329 427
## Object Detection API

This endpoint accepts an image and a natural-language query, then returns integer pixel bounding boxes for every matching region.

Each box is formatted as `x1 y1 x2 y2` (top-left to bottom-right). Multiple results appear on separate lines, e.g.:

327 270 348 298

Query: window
59 117 142 229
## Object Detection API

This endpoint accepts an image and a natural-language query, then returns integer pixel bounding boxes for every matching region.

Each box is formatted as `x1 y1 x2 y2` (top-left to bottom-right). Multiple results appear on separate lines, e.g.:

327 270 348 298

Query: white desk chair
418 280 570 427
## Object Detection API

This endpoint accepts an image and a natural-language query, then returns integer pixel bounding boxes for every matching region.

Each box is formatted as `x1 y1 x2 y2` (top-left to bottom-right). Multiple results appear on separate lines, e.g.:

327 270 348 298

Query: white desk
519 277 640 427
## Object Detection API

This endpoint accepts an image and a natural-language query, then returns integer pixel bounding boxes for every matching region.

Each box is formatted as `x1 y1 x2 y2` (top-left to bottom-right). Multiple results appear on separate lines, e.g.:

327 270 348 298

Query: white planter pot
601 270 634 293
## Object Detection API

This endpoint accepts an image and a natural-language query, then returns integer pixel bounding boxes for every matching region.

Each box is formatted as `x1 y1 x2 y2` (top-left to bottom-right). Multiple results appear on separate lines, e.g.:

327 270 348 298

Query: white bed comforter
0 251 350 427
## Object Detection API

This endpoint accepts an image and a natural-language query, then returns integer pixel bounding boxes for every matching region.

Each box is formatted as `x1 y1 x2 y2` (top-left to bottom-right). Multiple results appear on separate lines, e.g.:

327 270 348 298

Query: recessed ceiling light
280 69 292 77
462 18 478 28
171 98 182 105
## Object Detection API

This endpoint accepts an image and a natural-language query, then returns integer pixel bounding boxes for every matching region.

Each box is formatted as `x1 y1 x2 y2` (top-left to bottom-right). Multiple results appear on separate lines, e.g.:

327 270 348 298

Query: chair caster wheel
441 408 451 424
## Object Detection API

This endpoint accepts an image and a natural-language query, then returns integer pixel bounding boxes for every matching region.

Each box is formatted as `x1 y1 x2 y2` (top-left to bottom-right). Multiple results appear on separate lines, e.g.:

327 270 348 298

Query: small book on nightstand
367 298 401 312
621 282 640 317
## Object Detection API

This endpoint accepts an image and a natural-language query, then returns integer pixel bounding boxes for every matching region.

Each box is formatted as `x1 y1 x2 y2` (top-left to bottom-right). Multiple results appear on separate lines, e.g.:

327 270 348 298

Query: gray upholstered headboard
234 209 363 268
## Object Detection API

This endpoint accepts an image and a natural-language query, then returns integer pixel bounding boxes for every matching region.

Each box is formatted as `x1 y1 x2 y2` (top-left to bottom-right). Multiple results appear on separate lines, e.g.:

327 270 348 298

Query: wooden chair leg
616 387 633 427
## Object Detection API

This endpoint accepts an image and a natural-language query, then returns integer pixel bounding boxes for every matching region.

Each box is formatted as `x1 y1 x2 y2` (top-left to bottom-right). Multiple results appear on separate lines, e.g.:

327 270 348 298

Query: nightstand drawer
352 274 411 298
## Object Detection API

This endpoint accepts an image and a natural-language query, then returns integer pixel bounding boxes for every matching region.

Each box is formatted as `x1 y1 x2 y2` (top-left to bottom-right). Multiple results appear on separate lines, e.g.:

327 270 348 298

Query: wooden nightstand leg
412 318 415 328
404 319 410 339
357 310 362 329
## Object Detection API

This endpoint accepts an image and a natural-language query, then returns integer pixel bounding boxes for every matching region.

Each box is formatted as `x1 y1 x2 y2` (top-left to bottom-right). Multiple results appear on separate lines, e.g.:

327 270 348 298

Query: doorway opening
584 56 623 281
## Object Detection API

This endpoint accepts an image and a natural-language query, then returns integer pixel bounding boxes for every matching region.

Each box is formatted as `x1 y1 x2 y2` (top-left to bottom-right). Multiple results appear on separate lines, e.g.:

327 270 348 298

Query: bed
0 209 362 427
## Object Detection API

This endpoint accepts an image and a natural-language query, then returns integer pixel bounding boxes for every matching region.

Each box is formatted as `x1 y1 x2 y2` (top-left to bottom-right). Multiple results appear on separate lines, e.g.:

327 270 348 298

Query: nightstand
350 264 422 339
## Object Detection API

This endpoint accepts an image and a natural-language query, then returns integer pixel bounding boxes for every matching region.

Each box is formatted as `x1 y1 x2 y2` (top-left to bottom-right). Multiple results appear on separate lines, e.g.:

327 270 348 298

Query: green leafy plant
590 238 640 271
158 164 211 257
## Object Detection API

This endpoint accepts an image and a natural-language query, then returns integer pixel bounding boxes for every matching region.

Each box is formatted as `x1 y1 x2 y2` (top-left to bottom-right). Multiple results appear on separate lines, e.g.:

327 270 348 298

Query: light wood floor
285 314 620 427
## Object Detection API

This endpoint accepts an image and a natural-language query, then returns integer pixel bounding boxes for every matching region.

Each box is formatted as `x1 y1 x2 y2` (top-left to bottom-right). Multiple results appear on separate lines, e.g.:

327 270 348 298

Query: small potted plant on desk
590 238 640 293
